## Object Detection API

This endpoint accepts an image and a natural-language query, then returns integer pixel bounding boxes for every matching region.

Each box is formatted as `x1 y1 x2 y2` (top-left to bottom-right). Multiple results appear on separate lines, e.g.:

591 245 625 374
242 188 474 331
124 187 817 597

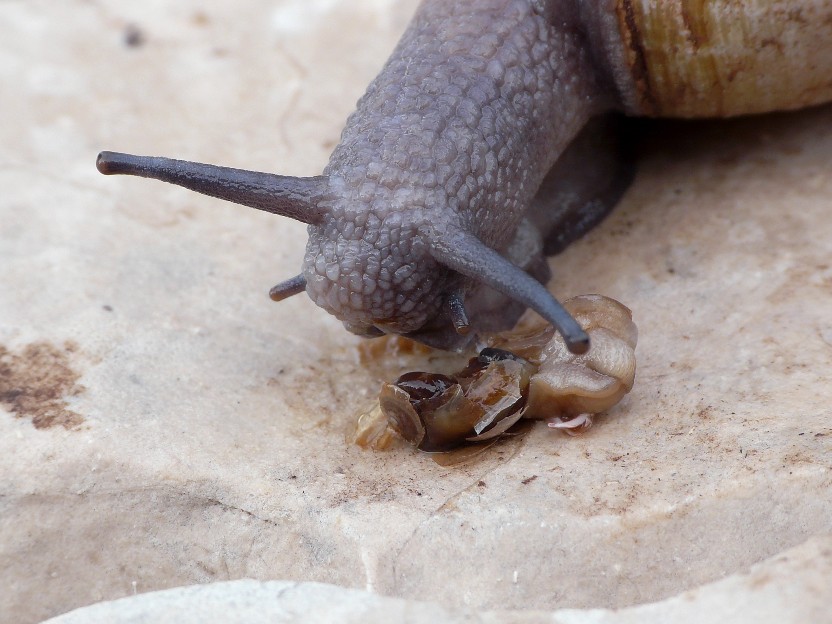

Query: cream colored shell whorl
610 0 832 118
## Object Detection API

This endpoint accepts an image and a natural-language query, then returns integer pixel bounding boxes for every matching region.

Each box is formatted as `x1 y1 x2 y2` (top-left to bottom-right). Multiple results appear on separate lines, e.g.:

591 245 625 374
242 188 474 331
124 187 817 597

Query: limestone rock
43 537 832 623
0 1 830 623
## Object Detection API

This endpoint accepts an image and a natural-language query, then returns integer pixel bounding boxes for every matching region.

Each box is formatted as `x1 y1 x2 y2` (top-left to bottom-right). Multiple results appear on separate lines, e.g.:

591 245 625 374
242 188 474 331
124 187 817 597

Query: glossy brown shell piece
613 0 832 117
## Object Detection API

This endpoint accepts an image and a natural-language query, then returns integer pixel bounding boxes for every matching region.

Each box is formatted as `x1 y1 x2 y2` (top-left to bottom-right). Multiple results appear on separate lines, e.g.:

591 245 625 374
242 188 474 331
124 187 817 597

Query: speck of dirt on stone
0 341 85 429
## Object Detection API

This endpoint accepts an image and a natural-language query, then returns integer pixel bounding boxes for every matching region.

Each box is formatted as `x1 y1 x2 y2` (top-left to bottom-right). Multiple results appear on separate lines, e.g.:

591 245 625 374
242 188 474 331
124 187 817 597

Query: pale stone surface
42 537 832 623
1 1 831 624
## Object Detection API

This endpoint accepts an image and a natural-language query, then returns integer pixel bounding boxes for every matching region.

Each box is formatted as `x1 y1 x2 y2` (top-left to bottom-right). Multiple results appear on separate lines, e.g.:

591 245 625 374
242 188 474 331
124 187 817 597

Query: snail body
97 0 832 352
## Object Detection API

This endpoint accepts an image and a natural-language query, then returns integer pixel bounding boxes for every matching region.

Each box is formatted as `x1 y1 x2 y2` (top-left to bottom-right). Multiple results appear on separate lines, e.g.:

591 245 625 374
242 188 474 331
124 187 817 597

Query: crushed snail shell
380 350 535 451
355 294 638 453
348 403 396 450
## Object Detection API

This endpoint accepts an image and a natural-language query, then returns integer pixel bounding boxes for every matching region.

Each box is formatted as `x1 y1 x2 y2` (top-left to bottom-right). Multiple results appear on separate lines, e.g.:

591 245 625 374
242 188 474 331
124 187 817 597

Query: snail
96 0 832 354
353 294 638 452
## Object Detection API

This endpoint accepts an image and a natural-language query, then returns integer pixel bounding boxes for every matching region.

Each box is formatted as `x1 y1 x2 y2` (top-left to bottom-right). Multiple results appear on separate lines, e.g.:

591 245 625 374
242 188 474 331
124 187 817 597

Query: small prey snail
353 294 639 452
96 0 832 353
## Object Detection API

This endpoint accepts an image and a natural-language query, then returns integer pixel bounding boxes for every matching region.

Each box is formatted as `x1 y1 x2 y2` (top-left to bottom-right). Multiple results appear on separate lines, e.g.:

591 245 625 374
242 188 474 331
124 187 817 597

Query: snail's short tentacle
427 226 589 354
269 274 307 302
96 152 328 225
447 291 470 335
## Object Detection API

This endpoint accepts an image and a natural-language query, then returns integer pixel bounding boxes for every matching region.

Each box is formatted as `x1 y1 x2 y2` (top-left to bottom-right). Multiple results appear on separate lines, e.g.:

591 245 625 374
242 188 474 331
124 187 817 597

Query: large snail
96 0 832 354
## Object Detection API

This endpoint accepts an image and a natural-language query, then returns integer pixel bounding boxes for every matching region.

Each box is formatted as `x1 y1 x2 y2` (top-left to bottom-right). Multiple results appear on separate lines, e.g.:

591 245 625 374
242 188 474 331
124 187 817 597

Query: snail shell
607 0 832 117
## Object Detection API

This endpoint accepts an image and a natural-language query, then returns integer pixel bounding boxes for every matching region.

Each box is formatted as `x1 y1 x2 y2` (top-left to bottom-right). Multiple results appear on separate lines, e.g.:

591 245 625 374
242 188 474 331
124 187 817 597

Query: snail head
96 152 588 353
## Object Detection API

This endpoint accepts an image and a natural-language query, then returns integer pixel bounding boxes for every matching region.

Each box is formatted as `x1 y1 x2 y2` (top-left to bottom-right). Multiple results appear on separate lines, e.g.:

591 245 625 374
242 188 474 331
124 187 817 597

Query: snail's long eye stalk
428 226 589 354
96 151 328 225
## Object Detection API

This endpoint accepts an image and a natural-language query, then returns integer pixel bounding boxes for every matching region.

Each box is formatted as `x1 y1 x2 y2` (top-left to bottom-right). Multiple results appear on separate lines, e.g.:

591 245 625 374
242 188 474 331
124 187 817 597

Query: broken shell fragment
486 325 555 365
378 383 426 448
461 355 532 434
378 351 534 451
349 403 396 450
466 406 526 442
